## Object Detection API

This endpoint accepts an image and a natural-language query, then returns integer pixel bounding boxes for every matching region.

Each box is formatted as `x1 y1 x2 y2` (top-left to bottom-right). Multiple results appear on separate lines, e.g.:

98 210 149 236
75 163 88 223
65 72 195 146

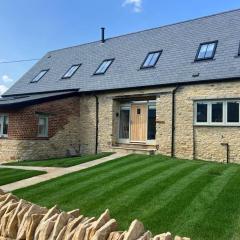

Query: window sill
37 136 49 140
194 124 240 127
0 136 8 139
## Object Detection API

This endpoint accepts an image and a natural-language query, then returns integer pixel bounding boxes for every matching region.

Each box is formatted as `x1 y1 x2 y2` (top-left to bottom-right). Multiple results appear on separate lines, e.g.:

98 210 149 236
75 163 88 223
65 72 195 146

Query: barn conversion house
1 9 240 163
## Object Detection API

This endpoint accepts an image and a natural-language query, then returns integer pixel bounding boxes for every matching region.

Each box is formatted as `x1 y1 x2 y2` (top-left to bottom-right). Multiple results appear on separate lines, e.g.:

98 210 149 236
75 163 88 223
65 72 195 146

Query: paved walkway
0 152 128 192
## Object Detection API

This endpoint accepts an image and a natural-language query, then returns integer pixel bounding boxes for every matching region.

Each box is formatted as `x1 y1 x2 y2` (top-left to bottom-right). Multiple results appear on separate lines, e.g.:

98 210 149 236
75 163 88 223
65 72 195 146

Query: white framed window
0 115 8 137
194 100 240 126
38 115 48 137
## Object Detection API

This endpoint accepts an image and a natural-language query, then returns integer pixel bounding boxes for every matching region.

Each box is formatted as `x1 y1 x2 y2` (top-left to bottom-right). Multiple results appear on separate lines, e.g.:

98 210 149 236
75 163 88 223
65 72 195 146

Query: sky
0 0 240 95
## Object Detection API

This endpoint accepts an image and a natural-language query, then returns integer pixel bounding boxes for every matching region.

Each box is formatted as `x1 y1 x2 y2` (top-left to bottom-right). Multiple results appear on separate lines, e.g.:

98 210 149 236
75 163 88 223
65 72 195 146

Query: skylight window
94 59 114 75
31 70 49 83
62 64 81 79
238 41 240 56
195 41 218 61
141 51 162 69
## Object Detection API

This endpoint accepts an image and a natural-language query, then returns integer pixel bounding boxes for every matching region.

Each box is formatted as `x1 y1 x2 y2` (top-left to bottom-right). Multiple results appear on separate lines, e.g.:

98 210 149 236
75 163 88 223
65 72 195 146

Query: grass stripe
4 152 113 167
110 163 207 231
21 155 176 206
0 169 45 186
172 165 238 236
13 154 240 240
57 158 186 211
191 167 240 240
14 154 150 198
142 164 227 235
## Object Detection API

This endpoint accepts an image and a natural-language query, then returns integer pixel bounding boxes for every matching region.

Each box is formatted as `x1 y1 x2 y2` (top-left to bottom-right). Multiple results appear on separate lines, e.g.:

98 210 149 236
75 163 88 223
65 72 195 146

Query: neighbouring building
1 9 240 163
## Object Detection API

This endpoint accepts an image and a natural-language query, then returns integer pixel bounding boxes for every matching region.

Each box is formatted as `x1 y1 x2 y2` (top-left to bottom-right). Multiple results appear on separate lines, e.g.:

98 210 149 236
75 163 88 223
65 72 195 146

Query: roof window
62 64 81 79
94 59 114 75
31 70 49 83
195 41 218 61
141 51 162 69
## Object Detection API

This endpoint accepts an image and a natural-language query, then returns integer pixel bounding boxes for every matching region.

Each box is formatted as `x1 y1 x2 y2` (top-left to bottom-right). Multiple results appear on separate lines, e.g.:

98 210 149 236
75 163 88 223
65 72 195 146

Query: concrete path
0 152 128 192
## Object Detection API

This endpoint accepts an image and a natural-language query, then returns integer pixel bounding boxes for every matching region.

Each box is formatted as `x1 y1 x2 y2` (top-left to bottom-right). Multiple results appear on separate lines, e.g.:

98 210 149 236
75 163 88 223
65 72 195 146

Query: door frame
118 100 156 144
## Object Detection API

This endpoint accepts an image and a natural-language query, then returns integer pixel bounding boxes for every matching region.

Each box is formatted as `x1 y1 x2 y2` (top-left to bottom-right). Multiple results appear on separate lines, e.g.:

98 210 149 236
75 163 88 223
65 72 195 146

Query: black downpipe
95 95 99 154
221 143 229 163
171 86 179 158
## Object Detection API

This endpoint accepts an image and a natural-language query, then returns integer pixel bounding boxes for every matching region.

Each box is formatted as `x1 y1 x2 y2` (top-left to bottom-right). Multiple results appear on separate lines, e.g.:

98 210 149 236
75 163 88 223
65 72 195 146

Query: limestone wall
174 81 240 163
0 189 190 240
78 81 240 163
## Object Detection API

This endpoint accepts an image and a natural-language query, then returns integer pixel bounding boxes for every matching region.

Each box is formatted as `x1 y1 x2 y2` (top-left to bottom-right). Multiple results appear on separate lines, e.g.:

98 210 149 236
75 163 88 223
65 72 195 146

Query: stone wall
156 94 173 156
2 80 240 163
174 81 240 163
78 81 240 163
79 96 97 154
0 189 190 240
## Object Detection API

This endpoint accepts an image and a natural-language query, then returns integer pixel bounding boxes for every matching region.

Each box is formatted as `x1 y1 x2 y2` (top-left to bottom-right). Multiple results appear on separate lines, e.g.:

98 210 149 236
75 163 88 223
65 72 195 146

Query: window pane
212 102 223 122
143 54 154 67
227 102 239 123
63 65 80 78
147 106 156 140
119 108 130 139
149 53 160 66
198 45 208 59
96 62 107 74
205 43 215 58
196 103 208 122
0 116 3 135
95 60 113 74
142 51 161 68
32 70 48 82
38 116 48 137
197 42 216 60
3 116 8 135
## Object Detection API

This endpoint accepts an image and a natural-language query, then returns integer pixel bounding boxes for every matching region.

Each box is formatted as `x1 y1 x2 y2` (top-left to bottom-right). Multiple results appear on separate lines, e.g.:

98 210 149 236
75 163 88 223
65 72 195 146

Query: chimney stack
101 27 105 43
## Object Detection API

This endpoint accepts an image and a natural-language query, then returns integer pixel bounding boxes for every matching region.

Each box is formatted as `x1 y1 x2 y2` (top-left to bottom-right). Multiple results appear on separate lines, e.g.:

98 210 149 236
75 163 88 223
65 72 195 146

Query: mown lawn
3 152 113 168
0 168 46 186
13 154 240 240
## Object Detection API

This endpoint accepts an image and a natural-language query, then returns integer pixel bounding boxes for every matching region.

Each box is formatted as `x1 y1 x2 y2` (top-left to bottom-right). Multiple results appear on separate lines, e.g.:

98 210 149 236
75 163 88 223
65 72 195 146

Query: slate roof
4 8 240 97
0 91 77 108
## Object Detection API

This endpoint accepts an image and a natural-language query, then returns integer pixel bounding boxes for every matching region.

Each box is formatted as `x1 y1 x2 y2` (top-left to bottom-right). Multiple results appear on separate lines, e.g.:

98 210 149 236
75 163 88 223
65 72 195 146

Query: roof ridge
48 8 240 54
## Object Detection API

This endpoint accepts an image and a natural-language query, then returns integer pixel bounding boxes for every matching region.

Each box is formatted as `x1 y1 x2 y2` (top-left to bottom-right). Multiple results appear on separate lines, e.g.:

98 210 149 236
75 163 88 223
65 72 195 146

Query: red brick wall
0 96 80 140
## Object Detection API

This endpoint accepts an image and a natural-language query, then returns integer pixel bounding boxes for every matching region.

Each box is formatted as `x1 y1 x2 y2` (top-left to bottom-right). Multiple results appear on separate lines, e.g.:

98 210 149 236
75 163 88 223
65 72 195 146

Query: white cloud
122 0 143 12
0 85 8 96
2 74 13 83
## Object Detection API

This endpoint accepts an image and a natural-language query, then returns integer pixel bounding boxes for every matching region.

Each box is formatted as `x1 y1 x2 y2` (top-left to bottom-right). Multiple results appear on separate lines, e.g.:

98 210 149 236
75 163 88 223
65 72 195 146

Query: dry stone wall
0 189 190 240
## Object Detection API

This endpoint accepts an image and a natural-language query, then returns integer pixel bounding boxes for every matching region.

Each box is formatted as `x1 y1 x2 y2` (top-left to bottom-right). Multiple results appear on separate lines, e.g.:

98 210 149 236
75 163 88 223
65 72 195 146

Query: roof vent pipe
101 27 105 43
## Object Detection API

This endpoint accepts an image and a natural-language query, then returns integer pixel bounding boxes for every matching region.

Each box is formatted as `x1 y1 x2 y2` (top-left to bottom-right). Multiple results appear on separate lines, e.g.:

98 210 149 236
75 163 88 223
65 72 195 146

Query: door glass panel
147 105 156 140
119 107 130 139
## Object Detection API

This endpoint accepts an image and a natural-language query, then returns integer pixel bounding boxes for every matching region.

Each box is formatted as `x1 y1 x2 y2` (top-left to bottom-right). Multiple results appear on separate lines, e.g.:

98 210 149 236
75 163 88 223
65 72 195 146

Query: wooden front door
130 104 147 142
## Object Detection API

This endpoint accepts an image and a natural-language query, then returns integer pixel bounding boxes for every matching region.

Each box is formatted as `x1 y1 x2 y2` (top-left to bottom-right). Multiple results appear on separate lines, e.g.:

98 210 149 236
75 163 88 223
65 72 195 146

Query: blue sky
0 0 240 94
